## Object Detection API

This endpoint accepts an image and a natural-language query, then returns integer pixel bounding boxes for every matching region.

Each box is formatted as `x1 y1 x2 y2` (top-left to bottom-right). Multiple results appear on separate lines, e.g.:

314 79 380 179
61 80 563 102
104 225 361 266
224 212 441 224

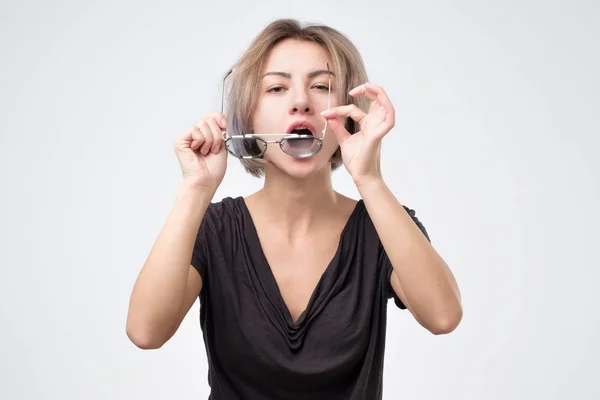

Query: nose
289 88 313 115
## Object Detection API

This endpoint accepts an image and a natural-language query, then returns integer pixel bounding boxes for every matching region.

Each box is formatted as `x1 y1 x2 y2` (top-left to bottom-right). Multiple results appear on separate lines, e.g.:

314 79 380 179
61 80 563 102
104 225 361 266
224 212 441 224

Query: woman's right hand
173 112 228 191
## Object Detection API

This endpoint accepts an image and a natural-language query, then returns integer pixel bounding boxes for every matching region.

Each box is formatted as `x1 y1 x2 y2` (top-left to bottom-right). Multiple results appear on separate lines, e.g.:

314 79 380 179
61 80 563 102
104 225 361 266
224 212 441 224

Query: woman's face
251 39 342 178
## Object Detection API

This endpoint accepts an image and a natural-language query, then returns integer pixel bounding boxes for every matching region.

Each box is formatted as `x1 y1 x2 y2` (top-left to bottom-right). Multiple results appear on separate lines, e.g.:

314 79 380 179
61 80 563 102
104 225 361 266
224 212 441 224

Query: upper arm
163 202 217 344
182 265 203 318
390 270 416 315
165 265 203 341
386 205 430 317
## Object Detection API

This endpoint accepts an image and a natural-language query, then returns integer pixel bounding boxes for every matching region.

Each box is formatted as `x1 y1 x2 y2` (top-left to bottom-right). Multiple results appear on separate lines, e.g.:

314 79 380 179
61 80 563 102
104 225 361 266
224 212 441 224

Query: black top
191 196 429 399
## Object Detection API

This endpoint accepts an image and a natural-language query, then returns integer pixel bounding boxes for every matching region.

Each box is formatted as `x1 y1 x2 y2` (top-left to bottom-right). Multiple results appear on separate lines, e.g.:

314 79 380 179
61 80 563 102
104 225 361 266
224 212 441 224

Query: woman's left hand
320 82 396 186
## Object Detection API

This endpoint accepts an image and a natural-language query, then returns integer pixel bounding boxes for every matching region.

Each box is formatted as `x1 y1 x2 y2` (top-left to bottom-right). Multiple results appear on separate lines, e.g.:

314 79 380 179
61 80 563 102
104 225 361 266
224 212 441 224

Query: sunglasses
220 63 332 159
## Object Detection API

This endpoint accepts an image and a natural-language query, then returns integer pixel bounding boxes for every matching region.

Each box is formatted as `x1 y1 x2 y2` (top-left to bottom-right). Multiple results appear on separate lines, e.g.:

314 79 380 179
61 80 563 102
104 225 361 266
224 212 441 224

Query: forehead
263 39 331 73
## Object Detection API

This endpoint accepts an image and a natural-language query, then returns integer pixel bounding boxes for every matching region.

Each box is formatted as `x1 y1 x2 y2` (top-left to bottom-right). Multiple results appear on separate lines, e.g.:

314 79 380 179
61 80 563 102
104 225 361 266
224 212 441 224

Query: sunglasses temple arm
322 74 331 138
221 68 234 118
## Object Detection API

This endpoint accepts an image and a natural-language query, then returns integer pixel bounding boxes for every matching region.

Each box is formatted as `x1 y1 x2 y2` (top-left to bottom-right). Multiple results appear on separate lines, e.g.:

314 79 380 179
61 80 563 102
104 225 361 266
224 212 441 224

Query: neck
256 165 340 236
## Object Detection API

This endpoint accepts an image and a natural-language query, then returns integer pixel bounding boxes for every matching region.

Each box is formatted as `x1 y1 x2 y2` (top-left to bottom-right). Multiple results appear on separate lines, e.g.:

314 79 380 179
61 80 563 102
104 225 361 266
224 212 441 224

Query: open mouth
287 121 316 136
289 128 314 136
282 122 320 155
284 125 319 155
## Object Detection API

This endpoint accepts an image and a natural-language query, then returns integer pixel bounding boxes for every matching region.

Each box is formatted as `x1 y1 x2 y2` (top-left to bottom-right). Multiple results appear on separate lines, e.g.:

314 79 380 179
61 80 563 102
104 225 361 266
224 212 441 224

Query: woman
127 18 462 399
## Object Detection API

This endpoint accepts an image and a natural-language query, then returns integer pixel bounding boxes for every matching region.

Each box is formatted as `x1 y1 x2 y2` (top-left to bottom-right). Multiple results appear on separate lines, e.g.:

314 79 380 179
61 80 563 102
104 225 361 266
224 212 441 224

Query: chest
260 235 340 323
201 205 390 383
204 243 388 386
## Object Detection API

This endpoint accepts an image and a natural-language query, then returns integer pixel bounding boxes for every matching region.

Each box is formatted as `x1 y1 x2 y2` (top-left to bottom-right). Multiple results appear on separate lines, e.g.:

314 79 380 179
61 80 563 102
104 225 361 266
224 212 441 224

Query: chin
266 154 330 179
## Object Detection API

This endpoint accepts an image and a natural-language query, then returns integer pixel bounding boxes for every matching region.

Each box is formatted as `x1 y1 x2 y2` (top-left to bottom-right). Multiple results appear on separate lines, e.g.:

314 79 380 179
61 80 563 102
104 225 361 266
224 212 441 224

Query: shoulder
202 196 244 226
357 200 430 242
194 196 246 246
206 195 242 212
195 196 246 254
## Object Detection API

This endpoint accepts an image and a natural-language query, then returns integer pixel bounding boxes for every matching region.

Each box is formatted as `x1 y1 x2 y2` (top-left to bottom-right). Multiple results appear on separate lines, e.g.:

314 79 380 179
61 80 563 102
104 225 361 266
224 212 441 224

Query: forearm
127 181 213 343
357 178 462 331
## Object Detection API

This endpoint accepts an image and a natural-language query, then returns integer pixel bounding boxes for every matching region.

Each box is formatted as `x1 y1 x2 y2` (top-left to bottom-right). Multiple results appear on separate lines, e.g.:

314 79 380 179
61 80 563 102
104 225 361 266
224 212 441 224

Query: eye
313 84 329 91
267 86 286 93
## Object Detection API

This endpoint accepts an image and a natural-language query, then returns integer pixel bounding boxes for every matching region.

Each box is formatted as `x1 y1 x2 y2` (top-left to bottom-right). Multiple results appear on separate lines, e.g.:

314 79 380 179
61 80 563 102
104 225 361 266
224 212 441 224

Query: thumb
324 117 351 145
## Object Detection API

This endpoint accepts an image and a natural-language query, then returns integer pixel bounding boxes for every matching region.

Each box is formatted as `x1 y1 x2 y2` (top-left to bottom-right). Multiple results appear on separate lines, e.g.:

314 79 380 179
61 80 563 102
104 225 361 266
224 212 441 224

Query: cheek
250 106 264 132
252 100 285 133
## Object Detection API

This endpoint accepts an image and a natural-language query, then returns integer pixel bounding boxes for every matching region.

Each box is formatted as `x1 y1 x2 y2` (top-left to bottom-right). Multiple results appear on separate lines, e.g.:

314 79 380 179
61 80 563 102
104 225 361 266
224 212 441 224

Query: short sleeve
384 206 431 309
191 218 208 282
190 203 216 284
189 199 233 295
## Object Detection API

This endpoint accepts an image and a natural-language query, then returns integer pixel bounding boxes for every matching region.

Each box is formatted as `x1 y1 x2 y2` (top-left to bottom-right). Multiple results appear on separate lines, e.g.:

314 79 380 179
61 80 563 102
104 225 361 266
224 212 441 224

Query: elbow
429 306 463 335
126 323 165 350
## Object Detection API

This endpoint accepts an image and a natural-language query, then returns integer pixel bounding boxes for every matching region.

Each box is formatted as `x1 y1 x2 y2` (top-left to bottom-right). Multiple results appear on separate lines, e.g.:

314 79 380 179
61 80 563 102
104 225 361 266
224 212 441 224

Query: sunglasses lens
281 136 321 158
226 137 267 158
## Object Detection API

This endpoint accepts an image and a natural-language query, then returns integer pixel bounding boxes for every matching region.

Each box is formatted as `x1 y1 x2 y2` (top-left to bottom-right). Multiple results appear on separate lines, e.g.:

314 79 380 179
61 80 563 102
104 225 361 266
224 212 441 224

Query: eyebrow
262 69 334 79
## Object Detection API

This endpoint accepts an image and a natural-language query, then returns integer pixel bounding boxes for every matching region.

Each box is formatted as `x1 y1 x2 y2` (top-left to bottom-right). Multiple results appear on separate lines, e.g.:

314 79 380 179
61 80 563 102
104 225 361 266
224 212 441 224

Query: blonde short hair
224 19 369 177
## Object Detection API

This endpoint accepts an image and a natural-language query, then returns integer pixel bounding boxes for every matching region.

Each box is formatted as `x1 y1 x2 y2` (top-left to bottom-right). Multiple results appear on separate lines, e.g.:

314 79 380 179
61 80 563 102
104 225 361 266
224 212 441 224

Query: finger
324 116 351 144
349 82 395 115
218 113 228 131
205 117 223 154
321 104 367 124
189 127 205 152
196 121 214 155
175 129 199 152
205 112 228 131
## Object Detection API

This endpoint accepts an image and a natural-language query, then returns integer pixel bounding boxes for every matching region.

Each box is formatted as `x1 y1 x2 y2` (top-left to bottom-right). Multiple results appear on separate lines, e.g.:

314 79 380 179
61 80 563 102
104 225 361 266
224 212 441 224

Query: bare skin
244 191 358 323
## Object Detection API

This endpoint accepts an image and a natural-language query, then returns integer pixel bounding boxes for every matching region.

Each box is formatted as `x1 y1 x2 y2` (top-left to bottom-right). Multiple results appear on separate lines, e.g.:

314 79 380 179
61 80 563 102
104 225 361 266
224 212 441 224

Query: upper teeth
293 126 310 131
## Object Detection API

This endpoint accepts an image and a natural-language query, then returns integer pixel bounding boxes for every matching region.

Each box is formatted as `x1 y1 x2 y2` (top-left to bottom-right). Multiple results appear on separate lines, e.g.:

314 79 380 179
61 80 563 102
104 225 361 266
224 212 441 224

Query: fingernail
321 110 332 116
221 118 227 127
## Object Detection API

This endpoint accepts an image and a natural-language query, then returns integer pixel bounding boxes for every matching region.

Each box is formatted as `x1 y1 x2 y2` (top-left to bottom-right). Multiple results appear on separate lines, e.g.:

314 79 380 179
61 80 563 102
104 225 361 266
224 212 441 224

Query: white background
1 0 599 399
